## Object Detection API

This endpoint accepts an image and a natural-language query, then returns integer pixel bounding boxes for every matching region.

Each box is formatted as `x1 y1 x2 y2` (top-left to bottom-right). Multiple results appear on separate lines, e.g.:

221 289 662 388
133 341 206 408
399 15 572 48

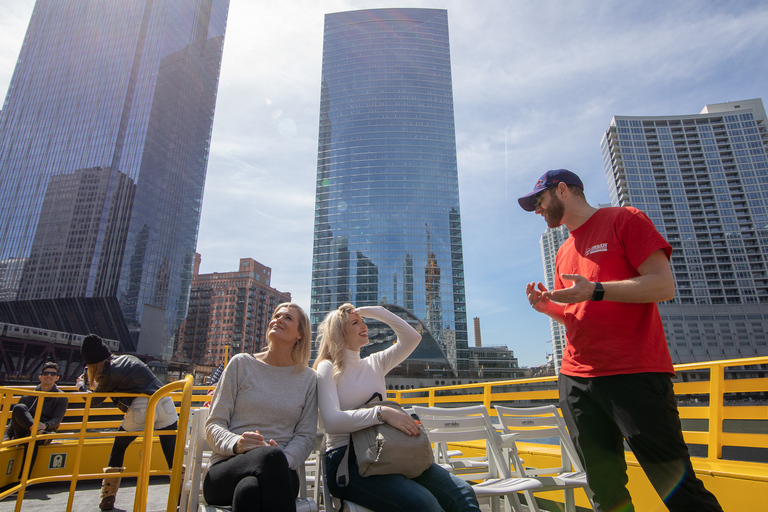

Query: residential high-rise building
173 257 291 368
0 0 229 358
311 8 468 369
602 99 768 363
540 224 570 371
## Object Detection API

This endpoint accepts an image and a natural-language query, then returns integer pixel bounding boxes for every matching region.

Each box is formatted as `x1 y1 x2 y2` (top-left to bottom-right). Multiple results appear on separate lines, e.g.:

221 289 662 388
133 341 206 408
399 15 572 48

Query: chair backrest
493 404 583 476
178 407 211 512
412 405 510 481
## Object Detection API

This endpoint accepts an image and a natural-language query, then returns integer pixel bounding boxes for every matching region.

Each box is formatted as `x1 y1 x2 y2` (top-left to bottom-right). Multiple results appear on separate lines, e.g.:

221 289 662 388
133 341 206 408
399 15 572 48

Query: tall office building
0 0 229 357
602 99 768 363
540 225 570 371
311 8 468 369
173 257 291 367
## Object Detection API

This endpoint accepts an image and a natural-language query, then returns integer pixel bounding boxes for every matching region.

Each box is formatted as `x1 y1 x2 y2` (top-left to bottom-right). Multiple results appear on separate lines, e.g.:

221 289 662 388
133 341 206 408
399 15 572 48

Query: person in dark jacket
3 361 68 478
76 334 178 511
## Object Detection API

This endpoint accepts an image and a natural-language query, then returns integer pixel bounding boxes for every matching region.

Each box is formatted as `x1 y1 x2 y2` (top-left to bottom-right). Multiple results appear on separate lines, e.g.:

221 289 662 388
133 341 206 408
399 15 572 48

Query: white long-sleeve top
205 353 318 470
316 306 421 452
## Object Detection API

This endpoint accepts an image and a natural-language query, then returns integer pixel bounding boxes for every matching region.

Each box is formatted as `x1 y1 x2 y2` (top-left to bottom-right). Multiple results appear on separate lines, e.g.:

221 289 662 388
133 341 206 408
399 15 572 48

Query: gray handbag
337 399 434 485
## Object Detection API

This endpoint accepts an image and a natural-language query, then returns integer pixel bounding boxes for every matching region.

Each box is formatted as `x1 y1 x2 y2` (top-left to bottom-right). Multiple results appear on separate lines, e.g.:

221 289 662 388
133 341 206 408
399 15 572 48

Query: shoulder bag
336 396 434 485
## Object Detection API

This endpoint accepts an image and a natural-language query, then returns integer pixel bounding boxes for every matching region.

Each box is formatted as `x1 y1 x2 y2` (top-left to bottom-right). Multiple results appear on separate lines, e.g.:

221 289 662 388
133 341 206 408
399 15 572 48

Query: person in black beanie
77 334 178 510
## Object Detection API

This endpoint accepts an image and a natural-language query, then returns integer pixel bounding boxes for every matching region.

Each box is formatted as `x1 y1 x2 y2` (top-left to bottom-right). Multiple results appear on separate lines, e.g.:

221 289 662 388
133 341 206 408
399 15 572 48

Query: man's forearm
547 250 674 305
601 273 675 303
539 300 566 325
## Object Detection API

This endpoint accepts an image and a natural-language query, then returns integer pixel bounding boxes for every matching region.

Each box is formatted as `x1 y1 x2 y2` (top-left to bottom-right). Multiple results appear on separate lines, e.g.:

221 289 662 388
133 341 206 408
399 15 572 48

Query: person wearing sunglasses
2 361 69 478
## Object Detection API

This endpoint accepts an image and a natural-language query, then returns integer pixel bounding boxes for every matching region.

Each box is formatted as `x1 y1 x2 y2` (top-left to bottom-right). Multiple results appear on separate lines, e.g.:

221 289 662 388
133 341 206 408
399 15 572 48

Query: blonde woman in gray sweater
204 303 317 512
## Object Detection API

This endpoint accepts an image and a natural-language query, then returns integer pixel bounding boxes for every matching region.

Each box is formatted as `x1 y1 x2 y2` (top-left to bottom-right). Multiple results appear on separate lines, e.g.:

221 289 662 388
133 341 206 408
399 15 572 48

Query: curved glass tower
311 8 468 369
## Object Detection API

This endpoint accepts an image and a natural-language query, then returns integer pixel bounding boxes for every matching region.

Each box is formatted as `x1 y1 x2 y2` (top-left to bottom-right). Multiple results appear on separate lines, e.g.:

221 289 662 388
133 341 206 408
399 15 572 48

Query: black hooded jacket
78 354 163 409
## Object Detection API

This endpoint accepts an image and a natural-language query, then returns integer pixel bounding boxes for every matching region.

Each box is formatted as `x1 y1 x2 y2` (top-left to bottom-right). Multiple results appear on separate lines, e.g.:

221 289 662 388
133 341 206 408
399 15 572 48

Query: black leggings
107 422 177 468
203 446 299 512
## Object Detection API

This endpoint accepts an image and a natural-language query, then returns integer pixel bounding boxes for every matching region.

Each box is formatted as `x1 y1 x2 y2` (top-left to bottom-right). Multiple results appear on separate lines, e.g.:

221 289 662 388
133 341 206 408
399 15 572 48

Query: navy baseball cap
518 169 584 212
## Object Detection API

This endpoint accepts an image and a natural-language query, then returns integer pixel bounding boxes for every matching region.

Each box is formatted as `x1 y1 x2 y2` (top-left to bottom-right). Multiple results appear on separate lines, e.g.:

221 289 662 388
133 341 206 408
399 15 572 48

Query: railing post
707 364 725 460
66 392 94 512
134 377 192 512
166 375 193 512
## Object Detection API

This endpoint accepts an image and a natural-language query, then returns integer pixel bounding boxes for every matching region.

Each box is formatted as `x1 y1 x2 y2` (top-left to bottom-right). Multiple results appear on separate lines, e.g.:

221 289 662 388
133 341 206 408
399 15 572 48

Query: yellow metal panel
724 377 768 393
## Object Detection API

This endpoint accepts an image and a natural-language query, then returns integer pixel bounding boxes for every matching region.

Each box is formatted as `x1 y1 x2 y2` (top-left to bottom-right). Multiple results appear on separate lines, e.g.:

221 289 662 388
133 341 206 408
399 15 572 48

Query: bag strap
337 441 350 486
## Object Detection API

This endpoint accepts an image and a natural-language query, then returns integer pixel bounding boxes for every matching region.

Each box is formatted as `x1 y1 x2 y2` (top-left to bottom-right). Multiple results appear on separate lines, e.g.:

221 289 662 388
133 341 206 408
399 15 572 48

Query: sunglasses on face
532 189 549 209
41 371 58 376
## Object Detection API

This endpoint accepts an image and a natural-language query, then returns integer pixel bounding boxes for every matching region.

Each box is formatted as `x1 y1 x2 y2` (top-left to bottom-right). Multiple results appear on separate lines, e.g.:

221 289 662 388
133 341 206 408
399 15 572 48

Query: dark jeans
325 444 480 512
107 422 177 468
10 404 48 478
559 372 723 512
203 446 299 512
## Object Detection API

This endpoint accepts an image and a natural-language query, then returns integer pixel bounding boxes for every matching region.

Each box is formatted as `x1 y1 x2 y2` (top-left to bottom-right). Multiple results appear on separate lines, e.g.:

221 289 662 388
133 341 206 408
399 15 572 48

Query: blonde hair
86 359 108 390
313 303 356 379
267 302 311 372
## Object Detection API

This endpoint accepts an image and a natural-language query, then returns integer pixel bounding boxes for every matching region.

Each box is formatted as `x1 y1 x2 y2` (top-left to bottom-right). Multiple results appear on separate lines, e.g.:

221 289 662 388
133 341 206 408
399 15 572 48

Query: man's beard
544 191 565 228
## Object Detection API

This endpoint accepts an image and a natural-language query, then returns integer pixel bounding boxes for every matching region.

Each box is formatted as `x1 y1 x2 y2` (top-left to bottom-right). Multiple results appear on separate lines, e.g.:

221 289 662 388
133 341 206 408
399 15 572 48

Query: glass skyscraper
311 8 468 369
602 99 768 363
0 0 229 357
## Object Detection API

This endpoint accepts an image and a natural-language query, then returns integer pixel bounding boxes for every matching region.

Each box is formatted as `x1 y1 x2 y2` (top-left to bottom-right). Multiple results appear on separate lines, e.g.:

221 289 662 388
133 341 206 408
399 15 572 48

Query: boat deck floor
0 477 171 512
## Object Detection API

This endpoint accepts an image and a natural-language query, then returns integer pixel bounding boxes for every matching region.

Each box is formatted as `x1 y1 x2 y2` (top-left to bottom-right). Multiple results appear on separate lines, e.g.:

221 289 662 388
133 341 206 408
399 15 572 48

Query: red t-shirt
556 207 674 378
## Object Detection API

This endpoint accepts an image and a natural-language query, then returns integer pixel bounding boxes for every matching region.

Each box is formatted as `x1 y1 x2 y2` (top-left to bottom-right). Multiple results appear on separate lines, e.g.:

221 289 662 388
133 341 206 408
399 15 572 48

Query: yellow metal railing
1 357 766 511
0 374 194 512
389 356 768 463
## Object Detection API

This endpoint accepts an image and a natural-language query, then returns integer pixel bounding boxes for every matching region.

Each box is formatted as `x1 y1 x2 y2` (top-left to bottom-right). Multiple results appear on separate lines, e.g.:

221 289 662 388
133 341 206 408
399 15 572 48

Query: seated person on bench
3 361 68 477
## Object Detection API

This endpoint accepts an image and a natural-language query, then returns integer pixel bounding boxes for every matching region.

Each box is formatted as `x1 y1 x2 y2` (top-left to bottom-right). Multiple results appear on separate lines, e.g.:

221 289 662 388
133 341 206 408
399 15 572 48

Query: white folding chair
494 405 595 512
179 407 209 512
180 407 317 512
412 405 543 512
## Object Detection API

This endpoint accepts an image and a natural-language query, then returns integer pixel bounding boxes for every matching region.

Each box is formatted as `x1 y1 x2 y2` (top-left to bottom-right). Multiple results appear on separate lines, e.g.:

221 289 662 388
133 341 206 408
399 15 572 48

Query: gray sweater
205 353 317 470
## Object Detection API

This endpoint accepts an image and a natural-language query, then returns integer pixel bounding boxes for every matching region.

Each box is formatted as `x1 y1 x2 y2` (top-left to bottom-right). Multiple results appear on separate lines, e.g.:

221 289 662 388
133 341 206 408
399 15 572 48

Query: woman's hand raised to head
380 406 420 437
234 431 278 454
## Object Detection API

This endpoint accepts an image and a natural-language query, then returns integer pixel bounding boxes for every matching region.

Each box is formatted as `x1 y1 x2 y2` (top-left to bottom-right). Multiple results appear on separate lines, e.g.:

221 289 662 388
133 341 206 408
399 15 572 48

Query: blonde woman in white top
315 303 479 512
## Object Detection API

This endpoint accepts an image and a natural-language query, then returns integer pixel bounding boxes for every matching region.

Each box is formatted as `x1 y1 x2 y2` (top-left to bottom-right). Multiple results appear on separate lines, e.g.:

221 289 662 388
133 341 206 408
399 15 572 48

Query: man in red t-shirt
519 169 722 512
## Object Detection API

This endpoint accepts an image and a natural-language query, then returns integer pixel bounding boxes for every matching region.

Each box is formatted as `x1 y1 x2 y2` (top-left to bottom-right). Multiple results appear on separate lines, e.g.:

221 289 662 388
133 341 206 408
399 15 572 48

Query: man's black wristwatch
591 282 605 301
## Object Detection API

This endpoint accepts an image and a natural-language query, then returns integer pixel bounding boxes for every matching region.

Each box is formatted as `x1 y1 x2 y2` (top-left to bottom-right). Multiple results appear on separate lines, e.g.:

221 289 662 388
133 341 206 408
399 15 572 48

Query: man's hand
526 281 552 312
37 422 47 433
526 281 566 324
543 274 595 304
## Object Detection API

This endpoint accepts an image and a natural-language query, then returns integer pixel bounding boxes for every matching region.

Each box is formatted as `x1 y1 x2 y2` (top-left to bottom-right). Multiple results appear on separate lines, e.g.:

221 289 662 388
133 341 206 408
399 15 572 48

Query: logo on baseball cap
518 169 584 212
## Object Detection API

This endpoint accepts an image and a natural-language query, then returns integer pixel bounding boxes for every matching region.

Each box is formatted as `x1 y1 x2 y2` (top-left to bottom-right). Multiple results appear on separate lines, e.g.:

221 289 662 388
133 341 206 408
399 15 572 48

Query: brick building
173 256 291 368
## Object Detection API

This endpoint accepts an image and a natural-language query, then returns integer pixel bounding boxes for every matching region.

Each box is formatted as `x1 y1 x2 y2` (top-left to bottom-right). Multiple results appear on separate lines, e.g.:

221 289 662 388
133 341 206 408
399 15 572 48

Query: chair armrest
498 432 519 448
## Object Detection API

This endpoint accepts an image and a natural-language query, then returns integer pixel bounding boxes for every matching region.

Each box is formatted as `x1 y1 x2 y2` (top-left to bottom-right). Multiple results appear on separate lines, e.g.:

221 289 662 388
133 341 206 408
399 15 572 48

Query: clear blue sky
1 0 767 367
